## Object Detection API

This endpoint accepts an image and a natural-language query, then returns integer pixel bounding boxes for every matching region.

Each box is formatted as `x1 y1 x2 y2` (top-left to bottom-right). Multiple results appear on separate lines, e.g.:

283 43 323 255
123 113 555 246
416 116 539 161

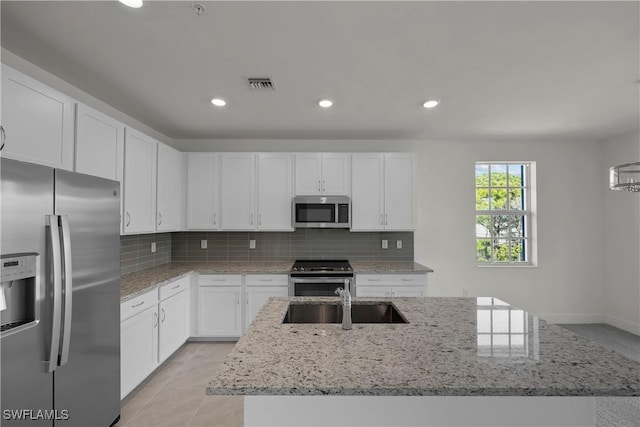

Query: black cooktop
290 259 353 273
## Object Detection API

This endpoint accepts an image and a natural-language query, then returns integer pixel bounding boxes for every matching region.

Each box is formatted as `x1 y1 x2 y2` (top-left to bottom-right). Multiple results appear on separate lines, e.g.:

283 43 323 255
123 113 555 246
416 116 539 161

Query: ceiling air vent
248 78 276 91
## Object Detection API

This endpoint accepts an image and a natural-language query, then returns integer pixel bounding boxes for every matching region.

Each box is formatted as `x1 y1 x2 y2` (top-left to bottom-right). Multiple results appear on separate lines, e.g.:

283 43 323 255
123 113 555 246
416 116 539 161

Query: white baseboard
603 314 640 335
539 313 604 324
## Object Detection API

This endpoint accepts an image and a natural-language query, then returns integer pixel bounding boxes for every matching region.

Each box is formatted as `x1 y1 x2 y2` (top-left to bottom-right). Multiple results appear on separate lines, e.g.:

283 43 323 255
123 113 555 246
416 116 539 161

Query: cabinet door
75 103 124 181
245 286 289 329
355 286 389 297
321 154 351 195
120 306 158 399
221 153 256 230
197 286 242 337
123 129 157 234
351 154 384 231
157 143 183 231
187 153 220 230
257 154 293 231
1 65 74 170
384 154 415 230
158 291 189 363
294 154 322 195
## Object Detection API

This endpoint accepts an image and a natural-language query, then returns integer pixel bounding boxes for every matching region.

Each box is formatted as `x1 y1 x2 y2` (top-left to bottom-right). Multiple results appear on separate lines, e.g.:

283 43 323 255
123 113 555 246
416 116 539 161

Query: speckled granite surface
120 261 433 301
207 297 640 397
351 261 433 273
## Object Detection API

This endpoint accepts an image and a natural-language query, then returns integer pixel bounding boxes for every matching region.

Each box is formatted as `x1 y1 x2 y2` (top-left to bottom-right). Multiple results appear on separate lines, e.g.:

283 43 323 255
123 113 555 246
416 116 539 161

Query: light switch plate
201 239 207 249
151 242 156 253
396 240 402 249
249 239 256 249
382 240 388 249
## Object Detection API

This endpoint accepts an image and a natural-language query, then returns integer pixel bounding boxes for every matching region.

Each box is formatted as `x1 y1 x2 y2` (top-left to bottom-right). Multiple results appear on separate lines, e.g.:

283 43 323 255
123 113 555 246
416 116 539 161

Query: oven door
289 277 352 297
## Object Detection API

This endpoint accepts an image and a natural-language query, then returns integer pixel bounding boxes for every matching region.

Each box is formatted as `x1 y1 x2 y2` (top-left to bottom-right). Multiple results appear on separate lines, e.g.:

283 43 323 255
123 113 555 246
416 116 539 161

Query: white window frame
475 161 537 266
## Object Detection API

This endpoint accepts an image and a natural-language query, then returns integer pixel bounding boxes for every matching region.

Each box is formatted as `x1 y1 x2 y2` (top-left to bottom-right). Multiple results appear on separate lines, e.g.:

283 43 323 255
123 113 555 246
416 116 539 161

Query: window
475 162 534 264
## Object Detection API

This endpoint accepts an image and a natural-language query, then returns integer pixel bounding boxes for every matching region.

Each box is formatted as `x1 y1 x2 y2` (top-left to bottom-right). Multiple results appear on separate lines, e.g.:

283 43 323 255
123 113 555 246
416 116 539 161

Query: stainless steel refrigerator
1 158 120 426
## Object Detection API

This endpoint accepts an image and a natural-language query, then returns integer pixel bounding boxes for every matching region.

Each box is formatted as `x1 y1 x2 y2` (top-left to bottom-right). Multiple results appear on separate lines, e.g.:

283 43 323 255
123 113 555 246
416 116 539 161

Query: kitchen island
207 297 640 426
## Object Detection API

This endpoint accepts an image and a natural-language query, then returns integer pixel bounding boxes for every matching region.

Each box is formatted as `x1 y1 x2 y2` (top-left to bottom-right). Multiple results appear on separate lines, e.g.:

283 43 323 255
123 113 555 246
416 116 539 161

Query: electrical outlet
201 239 207 249
382 240 388 249
151 242 156 253
249 239 256 249
396 240 402 249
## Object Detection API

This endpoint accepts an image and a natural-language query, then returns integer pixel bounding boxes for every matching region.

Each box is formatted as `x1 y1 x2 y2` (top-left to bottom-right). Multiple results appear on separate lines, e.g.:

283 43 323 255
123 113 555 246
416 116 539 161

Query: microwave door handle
46 215 62 373
59 215 73 366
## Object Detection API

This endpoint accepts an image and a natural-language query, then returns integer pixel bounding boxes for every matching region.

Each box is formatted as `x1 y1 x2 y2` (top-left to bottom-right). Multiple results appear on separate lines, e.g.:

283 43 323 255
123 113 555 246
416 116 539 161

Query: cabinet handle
401 278 413 282
250 213 254 225
380 214 384 225
259 213 262 226
212 279 226 282
126 211 131 227
171 284 180 289
153 312 158 327
368 278 381 282
213 213 217 225
317 180 321 192
385 214 388 225
161 308 166 323
158 213 163 226
236 295 240 305
322 180 326 192
131 301 145 308
260 279 273 282
0 126 5 151
391 290 396 297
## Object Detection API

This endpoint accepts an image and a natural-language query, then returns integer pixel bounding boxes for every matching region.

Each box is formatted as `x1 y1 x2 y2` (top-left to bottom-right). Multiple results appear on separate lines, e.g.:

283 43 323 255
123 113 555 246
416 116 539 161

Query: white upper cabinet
1 65 74 170
351 153 415 231
351 154 385 230
156 143 183 231
187 153 220 230
75 103 124 181
257 153 293 231
221 153 256 230
294 153 350 195
123 128 158 234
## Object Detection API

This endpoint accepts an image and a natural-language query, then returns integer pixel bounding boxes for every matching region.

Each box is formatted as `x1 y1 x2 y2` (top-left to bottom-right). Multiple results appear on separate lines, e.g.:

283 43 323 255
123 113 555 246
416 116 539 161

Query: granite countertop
207 297 640 397
120 261 433 301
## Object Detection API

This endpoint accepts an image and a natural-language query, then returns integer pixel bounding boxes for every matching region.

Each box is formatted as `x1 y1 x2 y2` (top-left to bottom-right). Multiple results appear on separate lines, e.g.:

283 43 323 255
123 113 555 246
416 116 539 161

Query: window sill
475 263 538 268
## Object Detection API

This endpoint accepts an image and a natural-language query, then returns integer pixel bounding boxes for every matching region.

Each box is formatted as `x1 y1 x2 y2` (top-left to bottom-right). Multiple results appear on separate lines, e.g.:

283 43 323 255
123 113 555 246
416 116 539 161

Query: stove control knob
300 267 305 271
292 267 298 271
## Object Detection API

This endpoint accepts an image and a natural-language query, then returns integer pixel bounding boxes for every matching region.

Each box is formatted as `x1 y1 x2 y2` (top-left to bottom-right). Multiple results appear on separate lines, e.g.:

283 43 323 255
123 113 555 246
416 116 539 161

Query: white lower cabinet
355 273 427 297
245 274 289 329
158 277 190 363
120 290 159 399
120 277 190 399
197 275 243 338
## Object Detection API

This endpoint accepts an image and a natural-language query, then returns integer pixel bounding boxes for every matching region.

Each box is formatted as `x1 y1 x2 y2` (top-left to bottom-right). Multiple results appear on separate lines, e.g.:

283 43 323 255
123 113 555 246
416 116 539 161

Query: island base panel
244 395 595 427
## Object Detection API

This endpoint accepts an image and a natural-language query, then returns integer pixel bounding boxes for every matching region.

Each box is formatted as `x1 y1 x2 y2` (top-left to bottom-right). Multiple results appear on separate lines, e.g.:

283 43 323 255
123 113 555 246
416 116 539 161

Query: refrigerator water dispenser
0 253 39 336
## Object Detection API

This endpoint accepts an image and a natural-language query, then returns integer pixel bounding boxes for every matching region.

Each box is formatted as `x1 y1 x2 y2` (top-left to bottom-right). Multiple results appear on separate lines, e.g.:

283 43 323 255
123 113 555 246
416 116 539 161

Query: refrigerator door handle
46 215 63 373
59 215 73 366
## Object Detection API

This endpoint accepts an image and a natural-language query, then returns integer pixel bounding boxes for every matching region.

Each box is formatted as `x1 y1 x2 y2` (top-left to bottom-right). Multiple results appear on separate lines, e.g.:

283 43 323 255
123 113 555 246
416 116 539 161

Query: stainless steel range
289 260 354 297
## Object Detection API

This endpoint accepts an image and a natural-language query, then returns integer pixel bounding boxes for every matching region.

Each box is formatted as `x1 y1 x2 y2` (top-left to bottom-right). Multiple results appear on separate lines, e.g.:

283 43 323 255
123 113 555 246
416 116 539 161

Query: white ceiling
1 1 638 142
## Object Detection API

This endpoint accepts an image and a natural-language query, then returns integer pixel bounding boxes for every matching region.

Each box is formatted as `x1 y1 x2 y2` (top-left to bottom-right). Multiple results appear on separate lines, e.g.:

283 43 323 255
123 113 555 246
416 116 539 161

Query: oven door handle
290 277 353 284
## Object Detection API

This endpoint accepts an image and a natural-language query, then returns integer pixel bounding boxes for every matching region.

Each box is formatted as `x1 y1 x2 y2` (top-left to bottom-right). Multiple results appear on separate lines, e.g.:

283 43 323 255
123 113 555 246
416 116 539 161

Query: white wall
602 130 640 334
176 138 607 323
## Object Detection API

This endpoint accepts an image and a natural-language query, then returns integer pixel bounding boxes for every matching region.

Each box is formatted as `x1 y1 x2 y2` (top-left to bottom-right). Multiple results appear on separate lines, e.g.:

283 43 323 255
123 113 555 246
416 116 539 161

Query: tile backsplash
120 233 172 275
171 229 413 262
121 230 413 275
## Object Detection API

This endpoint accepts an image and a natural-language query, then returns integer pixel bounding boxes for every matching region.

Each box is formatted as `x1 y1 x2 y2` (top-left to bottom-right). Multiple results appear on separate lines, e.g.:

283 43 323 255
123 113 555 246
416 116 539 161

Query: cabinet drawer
245 274 288 287
121 289 158 321
198 274 242 287
160 276 190 301
356 274 426 287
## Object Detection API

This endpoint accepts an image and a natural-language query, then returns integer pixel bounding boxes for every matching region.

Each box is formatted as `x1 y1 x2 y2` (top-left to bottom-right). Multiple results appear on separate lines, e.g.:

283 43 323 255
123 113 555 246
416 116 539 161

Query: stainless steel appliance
289 260 354 296
1 158 121 427
292 196 350 229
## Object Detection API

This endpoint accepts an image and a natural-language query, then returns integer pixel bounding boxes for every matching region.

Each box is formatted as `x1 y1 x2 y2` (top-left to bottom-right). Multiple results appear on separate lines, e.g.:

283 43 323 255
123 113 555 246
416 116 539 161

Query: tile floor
115 342 242 427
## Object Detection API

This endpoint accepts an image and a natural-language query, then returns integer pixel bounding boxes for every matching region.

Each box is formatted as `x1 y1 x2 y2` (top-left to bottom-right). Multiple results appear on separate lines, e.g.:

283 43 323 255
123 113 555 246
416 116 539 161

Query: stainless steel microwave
292 196 350 229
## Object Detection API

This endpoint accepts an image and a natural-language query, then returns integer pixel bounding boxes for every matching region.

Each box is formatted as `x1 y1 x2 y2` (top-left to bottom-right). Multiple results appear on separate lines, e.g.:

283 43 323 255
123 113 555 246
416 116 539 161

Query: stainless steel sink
283 302 408 324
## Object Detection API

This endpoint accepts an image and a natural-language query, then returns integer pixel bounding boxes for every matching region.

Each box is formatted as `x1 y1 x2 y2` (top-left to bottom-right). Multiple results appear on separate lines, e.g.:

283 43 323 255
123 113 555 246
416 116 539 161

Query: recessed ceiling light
422 99 441 109
210 98 227 107
119 0 143 8
318 99 334 108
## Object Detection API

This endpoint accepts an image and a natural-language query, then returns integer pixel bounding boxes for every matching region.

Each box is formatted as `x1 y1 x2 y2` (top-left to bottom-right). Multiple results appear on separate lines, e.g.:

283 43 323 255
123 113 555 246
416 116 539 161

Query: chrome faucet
335 285 352 330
